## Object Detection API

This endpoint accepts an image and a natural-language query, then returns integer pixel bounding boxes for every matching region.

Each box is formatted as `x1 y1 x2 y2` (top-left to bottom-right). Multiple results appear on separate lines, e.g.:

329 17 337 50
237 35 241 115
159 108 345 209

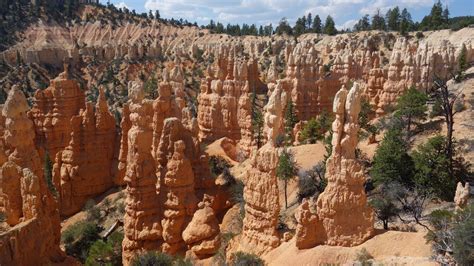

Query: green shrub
452 204 474 265
85 231 123 266
209 155 231 178
300 111 332 144
454 100 465 113
430 99 443 118
300 118 321 144
132 251 173 266
231 252 265 266
275 133 286 147
84 199 102 222
369 195 399 230
297 163 326 202
62 221 102 262
356 248 373 266
427 204 474 265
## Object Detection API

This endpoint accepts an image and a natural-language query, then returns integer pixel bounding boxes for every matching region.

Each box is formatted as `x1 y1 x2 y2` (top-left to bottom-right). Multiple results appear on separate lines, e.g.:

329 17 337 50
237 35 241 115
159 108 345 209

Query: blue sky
101 0 474 29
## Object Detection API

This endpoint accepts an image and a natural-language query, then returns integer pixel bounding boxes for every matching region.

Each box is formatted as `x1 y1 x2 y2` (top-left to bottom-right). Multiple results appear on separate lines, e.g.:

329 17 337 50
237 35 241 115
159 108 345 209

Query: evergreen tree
294 17 305 36
154 10 160 20
370 128 415 187
276 17 292 35
399 8 413 35
312 15 322 33
458 44 467 74
442 6 450 24
324 15 337 35
301 15 307 31
432 0 444 27
307 13 312 30
44 153 57 196
386 7 400 31
354 14 370 31
394 86 428 140
371 9 386 30
284 99 298 145
412 135 456 201
251 92 264 149
15 50 21 66
276 149 299 209
369 195 400 230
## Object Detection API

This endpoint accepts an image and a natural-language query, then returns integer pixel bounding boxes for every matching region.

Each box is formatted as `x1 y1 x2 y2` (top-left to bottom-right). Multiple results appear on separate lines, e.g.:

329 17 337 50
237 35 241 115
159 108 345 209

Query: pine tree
155 10 160 20
430 0 444 29
354 15 370 31
399 8 413 35
442 6 450 24
371 9 386 30
386 7 400 31
44 153 57 196
324 15 337 35
370 128 415 187
251 92 264 149
412 135 455 201
294 17 305 36
284 99 298 145
276 17 292 35
394 86 428 140
307 13 312 31
458 44 467 74
312 15 322 33
277 149 299 209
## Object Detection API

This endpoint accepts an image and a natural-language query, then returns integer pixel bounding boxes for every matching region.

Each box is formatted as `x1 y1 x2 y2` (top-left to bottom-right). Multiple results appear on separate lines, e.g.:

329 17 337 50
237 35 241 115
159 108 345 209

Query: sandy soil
264 230 435 266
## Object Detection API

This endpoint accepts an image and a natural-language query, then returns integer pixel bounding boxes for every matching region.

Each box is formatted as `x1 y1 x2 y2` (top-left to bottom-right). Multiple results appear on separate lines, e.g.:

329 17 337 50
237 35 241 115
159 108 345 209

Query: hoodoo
295 83 374 248
0 2 472 265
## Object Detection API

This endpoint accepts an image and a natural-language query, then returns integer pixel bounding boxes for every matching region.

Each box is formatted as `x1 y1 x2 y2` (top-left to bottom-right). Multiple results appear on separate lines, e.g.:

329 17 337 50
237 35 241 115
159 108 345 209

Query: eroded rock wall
0 87 64 265
28 67 85 159
54 88 117 216
122 82 221 265
197 46 256 148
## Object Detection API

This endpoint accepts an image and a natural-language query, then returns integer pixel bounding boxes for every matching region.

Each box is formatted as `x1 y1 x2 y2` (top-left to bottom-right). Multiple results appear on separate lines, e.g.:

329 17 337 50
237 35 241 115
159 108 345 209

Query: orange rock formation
0 87 64 265
54 88 117 216
454 182 470 211
295 83 374 248
28 66 85 158
197 46 260 155
122 81 222 264
182 196 221 258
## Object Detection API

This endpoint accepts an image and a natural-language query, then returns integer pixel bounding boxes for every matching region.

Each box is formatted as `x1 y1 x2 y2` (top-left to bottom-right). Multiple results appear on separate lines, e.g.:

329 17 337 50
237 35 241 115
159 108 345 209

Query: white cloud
140 0 440 27
359 0 435 15
114 1 129 10
337 19 358 30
